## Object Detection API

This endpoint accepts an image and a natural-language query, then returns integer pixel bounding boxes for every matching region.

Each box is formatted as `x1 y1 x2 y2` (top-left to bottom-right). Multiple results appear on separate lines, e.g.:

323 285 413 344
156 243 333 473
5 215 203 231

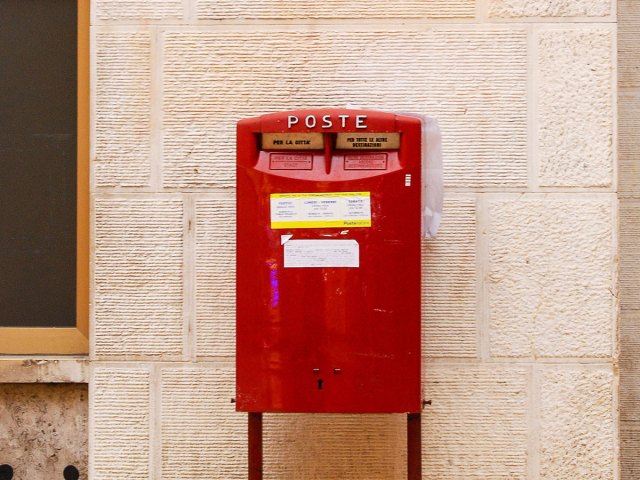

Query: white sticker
284 240 359 268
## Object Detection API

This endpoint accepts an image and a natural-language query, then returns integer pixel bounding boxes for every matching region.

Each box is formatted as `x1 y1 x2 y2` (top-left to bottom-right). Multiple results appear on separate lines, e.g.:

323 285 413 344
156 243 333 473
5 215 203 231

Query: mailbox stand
407 413 423 480
237 109 424 478
248 413 263 480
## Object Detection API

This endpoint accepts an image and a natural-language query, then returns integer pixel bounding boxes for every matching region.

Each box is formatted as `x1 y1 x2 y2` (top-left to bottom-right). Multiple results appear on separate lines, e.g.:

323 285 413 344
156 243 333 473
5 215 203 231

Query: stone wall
618 1 640 478
90 1 618 478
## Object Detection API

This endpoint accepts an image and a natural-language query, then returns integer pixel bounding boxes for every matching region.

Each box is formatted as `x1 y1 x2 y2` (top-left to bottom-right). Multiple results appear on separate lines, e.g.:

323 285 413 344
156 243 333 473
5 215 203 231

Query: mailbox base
247 412 422 479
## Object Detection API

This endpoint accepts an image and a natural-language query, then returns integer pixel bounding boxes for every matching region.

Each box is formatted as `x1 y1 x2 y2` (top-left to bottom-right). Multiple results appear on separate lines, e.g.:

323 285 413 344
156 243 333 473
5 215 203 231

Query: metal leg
248 412 263 480
407 413 422 480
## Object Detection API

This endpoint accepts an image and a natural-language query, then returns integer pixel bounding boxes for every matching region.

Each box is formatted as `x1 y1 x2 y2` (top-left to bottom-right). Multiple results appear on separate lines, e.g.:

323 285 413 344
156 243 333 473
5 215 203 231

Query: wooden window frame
0 0 89 354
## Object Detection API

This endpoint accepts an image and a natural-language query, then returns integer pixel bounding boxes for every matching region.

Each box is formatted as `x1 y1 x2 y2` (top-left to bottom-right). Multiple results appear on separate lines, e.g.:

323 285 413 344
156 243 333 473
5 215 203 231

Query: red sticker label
270 153 313 170
344 153 388 170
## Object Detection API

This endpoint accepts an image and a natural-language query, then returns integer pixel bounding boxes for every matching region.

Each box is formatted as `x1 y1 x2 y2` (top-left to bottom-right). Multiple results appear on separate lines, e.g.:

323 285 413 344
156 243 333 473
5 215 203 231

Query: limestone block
489 0 611 18
537 27 614 187
161 366 246 479
487 195 615 358
423 196 477 357
619 0 640 88
621 423 640 480
619 93 640 196
264 415 405 480
195 198 236 357
620 313 640 423
195 0 475 20
94 198 184 357
539 365 615 480
162 29 527 189
92 368 150 480
0 384 87 480
95 32 152 187
620 313 640 368
621 201 640 310
96 0 183 21
423 364 528 479
0 359 89 383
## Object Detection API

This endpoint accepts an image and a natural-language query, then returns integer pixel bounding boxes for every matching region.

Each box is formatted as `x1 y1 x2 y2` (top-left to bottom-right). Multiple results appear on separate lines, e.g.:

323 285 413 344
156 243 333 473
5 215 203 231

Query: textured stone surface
162 29 527 188
92 369 149 480
196 0 475 20
619 4 640 477
537 28 614 187
161 366 246 479
487 195 615 358
423 364 527 479
96 0 183 21
621 424 640 480
489 0 611 17
620 314 640 422
620 201 640 311
619 93 640 196
264 415 405 479
539 366 615 480
94 198 183 357
95 32 152 187
0 384 87 480
0 359 89 383
620 314 640 477
620 0 640 88
195 198 236 357
423 196 477 357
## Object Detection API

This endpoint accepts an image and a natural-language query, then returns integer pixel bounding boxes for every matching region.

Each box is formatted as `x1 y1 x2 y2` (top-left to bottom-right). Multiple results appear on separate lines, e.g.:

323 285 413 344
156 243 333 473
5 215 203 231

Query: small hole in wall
63 465 79 480
0 464 13 480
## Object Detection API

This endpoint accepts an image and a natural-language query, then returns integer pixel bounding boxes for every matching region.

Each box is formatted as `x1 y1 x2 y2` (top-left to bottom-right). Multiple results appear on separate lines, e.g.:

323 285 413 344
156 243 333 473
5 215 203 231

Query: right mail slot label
336 132 400 150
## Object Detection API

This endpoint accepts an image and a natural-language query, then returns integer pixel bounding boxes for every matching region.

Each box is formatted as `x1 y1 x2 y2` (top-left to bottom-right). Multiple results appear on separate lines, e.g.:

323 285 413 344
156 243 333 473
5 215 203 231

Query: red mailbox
236 108 422 415
236 109 425 479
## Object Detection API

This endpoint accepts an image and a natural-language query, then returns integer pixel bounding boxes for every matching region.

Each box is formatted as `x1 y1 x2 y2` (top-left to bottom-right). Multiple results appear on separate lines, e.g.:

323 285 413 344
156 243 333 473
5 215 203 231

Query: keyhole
317 378 323 390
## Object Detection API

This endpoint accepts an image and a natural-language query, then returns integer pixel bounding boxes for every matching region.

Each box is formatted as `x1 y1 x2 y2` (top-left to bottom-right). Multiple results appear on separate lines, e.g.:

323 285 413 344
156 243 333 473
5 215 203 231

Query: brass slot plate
336 132 400 150
262 133 324 150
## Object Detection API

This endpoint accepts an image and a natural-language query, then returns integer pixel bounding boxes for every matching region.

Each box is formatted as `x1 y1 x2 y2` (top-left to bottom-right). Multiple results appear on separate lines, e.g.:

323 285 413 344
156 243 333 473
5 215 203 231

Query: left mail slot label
262 133 324 150
270 192 371 229
284 239 359 268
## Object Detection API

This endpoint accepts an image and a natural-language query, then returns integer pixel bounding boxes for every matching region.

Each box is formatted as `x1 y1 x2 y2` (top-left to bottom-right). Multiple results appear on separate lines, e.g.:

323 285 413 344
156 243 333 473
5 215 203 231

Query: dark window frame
0 0 89 354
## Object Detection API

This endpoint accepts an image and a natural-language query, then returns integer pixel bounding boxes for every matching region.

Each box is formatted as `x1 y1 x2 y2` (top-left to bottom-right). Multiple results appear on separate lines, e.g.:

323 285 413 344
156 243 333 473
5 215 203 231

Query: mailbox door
236 110 422 413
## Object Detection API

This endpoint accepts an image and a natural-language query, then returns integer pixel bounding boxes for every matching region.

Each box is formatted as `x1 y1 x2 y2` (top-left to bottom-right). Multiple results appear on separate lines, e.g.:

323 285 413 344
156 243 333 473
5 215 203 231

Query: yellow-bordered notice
270 192 371 229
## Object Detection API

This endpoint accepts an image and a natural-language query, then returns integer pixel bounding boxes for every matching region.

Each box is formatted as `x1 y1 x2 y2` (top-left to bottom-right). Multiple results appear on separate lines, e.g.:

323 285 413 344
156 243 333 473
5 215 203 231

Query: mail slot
236 109 422 414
